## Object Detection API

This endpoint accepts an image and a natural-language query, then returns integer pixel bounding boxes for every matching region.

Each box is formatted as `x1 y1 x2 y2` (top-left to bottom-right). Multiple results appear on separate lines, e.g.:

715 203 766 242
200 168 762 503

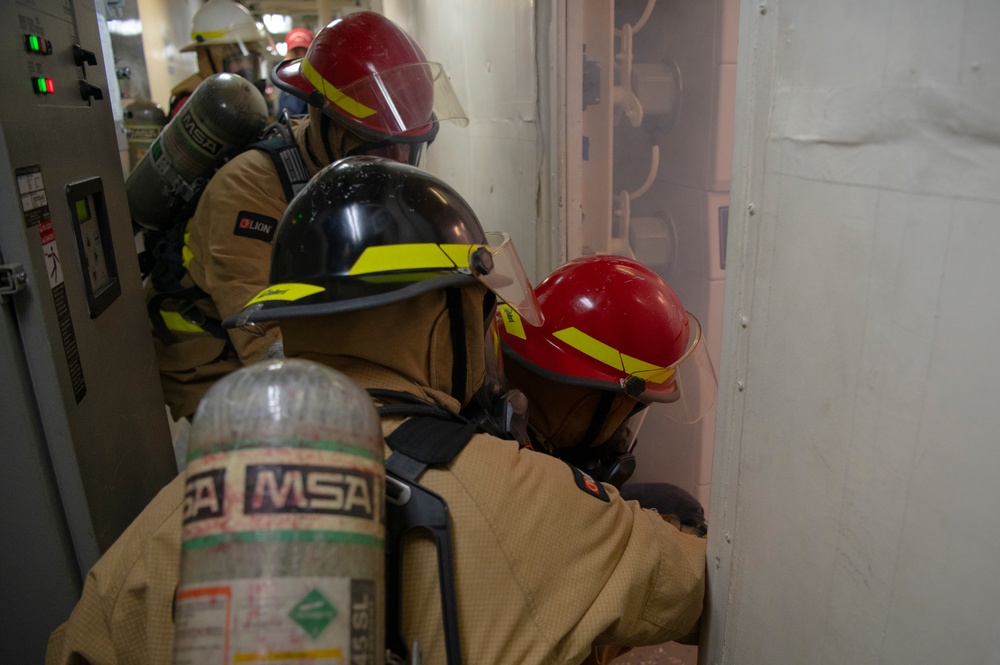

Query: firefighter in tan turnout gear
46 157 706 665
150 11 467 421
168 0 276 119
497 254 718 664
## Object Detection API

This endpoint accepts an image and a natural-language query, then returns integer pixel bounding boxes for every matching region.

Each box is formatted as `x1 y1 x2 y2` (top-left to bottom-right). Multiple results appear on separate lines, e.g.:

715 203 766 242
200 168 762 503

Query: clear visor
222 50 264 80
317 62 468 138
254 23 279 58
476 232 544 328
653 313 718 424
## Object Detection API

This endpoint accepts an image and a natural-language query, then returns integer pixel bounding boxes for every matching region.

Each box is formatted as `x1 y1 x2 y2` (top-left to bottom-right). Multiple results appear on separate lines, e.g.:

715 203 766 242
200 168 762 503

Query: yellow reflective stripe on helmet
553 327 622 371
348 243 473 276
622 354 676 384
160 309 204 333
246 283 325 306
498 304 526 340
301 58 377 119
191 30 228 40
554 327 675 384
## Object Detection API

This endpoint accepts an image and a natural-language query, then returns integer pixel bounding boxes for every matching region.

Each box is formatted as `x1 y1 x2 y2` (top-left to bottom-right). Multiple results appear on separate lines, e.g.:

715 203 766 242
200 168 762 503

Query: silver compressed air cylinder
126 72 269 232
123 97 166 173
174 358 385 665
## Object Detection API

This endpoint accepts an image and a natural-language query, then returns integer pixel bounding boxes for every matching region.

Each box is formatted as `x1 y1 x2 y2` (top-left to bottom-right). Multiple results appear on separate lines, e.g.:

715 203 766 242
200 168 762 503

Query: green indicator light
29 35 39 51
36 78 46 93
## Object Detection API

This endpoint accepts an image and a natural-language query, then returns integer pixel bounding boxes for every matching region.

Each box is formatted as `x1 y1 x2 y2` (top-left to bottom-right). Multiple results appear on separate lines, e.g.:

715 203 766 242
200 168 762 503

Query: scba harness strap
372 389 478 665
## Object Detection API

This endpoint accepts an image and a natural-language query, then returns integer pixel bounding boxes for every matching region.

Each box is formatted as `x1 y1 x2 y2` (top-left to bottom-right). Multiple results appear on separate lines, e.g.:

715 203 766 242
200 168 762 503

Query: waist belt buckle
177 299 208 326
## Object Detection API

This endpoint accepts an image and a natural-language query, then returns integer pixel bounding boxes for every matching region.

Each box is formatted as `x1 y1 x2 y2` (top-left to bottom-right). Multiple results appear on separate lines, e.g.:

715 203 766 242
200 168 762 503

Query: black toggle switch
72 44 97 66
79 80 104 101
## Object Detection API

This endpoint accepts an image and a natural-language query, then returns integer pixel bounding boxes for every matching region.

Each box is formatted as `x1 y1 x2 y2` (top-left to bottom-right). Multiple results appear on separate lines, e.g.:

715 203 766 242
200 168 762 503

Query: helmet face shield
475 233 544 328
655 313 718 423
222 49 263 81
288 60 468 140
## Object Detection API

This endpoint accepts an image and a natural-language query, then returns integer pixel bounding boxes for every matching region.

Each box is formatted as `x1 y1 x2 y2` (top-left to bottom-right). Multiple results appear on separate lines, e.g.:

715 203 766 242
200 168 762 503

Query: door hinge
0 263 27 303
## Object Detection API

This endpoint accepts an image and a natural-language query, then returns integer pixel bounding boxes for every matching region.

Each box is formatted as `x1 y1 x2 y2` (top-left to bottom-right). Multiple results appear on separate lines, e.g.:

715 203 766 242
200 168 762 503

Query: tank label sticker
568 464 610 502
349 579 377 663
233 210 277 242
174 576 379 664
127 126 161 142
182 446 385 550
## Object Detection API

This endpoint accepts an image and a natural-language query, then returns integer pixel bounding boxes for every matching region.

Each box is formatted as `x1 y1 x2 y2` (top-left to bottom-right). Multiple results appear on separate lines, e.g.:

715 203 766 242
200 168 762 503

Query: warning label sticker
15 165 85 403
174 576 378 664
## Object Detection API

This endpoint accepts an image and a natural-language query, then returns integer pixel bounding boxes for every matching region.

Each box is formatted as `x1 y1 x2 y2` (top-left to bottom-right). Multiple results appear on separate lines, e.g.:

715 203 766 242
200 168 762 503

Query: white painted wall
382 0 559 280
706 0 1000 663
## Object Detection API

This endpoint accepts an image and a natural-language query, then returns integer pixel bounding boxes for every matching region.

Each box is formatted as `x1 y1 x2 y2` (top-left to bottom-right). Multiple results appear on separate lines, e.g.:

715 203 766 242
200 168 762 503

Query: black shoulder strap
385 415 479 481
372 388 479 481
251 134 309 203
373 390 473 665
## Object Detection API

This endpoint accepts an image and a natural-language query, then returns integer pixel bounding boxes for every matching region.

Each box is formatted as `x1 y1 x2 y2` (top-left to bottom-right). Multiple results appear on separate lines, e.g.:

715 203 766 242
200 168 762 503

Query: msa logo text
246 464 375 518
180 112 222 156
183 468 226 524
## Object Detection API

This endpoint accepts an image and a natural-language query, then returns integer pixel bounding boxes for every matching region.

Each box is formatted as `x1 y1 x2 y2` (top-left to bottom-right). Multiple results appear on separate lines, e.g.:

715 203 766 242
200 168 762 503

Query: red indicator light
45 78 54 93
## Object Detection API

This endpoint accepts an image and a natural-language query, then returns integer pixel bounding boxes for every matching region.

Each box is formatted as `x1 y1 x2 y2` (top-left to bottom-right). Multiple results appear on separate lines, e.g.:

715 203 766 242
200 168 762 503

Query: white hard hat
181 0 274 53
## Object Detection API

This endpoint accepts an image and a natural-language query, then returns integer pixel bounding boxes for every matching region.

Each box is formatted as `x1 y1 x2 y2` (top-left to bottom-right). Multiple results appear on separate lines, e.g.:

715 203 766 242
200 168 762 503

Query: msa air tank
174 359 386 665
126 73 269 232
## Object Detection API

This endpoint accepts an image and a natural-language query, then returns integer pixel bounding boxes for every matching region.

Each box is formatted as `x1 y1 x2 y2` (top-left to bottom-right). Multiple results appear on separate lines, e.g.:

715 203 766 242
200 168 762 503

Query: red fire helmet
498 254 717 421
271 12 467 142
